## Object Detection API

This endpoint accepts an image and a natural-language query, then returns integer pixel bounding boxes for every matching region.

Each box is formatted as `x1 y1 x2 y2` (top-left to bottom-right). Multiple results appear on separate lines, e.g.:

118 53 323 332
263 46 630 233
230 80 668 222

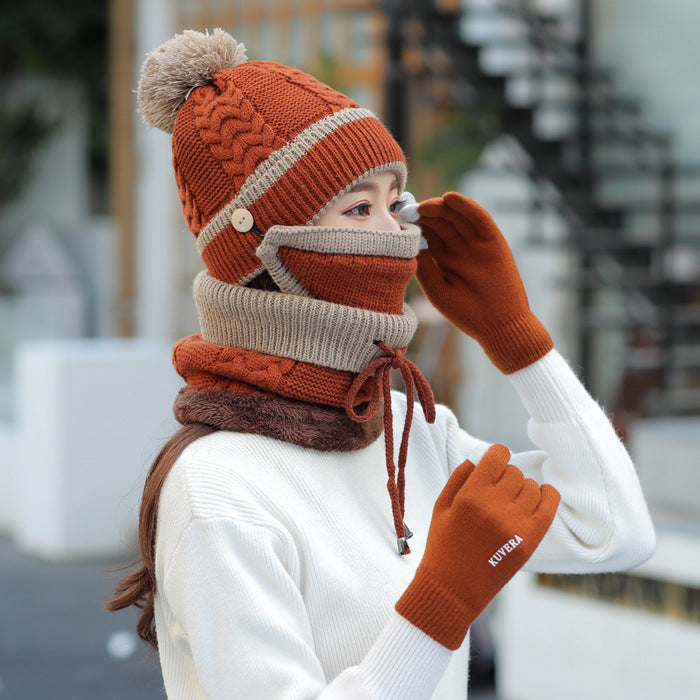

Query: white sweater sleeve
477 349 656 573
158 515 452 699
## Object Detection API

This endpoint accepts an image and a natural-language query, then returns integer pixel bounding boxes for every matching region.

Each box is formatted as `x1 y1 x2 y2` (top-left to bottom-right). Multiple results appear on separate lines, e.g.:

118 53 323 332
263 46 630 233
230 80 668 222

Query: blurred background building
1 0 699 698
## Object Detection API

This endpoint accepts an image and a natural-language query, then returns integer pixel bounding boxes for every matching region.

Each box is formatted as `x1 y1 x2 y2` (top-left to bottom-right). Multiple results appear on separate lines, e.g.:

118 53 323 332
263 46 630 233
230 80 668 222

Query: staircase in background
386 0 700 420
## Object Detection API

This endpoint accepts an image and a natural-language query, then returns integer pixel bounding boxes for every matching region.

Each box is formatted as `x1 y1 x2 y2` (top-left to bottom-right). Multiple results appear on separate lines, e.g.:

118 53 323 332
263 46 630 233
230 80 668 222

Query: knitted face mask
255 222 421 313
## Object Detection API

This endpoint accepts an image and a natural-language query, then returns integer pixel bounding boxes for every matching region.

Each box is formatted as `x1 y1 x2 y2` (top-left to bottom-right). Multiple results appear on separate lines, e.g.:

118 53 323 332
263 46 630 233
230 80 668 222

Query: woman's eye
344 203 371 217
389 199 402 214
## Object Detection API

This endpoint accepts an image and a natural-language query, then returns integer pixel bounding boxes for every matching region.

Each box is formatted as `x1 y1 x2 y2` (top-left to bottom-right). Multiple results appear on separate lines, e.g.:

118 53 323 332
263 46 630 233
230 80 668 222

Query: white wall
594 0 700 162
0 80 118 419
497 557 700 700
0 422 16 532
628 417 700 518
0 79 90 234
10 339 182 559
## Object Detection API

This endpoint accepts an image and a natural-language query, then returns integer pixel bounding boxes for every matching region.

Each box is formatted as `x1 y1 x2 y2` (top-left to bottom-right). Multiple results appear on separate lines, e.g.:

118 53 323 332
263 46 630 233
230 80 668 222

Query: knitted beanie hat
138 28 408 286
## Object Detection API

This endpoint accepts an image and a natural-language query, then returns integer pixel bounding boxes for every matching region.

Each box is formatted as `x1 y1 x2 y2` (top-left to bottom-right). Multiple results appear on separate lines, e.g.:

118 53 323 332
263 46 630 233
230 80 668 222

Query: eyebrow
347 176 401 195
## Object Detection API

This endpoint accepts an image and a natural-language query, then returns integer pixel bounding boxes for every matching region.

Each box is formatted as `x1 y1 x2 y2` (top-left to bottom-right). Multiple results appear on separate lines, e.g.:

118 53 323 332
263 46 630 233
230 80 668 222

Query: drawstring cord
344 341 435 554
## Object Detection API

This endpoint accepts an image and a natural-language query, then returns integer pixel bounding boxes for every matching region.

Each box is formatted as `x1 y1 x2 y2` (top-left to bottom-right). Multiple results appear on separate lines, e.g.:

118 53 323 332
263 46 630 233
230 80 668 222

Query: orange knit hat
138 28 408 286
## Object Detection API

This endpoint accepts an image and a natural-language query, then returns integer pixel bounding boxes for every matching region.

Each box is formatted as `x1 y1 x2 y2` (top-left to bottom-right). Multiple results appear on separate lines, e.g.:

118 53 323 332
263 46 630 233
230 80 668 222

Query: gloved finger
462 443 511 490
441 192 505 241
416 219 471 275
415 250 456 301
416 195 447 218
532 483 561 523
419 192 477 224
416 217 473 253
494 463 526 499
417 201 477 245
514 477 544 514
420 224 454 261
435 458 477 510
421 192 504 247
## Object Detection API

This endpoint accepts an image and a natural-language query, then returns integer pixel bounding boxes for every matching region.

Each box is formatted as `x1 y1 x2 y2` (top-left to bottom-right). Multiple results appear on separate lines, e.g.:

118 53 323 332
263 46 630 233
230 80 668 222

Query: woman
108 28 655 698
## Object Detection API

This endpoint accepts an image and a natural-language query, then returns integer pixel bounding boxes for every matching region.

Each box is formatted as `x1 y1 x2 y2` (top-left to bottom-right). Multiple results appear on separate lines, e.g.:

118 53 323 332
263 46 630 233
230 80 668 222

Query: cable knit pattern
171 60 405 248
173 335 379 408
274 62 357 111
194 110 386 254
194 82 281 182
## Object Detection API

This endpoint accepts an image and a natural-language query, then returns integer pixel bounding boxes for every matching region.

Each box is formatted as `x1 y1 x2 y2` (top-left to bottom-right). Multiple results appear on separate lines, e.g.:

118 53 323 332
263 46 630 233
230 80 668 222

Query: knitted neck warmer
173 222 436 553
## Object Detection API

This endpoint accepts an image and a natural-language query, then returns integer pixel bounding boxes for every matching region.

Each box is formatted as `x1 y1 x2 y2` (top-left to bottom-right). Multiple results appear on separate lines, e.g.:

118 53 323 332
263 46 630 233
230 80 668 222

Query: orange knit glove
395 444 560 650
415 192 553 373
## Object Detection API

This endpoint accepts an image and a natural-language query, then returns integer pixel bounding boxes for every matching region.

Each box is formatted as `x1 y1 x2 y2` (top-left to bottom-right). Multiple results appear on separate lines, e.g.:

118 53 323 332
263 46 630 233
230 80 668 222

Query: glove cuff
478 312 553 374
395 569 477 651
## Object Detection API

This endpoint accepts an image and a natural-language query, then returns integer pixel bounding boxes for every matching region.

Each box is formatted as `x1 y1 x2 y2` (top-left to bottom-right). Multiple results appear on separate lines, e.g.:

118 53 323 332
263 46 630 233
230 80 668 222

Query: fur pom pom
138 28 247 134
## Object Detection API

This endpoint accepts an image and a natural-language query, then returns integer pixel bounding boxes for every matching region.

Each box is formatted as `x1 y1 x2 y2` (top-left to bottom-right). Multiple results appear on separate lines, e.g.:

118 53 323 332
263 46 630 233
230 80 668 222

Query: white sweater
153 350 655 699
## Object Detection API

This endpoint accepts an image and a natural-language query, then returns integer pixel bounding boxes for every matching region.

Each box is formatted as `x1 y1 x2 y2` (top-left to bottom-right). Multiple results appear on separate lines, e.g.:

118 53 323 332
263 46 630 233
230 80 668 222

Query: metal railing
386 0 700 414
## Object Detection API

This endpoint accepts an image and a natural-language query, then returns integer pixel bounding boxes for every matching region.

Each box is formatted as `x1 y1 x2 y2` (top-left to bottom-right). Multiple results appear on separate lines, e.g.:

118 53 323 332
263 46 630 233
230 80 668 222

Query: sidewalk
0 536 162 699
0 535 498 699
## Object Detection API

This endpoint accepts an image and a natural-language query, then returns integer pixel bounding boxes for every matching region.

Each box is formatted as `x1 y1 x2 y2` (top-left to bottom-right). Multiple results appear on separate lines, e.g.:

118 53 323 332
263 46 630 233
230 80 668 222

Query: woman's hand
395 444 560 649
405 192 553 374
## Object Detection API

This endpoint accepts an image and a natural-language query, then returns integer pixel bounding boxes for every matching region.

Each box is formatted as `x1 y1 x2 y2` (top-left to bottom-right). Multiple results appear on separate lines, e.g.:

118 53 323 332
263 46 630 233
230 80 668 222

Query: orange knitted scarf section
172 334 372 408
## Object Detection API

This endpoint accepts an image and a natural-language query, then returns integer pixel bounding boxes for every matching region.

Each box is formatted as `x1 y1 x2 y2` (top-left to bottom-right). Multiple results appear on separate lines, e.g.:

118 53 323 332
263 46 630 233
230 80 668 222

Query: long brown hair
106 422 218 648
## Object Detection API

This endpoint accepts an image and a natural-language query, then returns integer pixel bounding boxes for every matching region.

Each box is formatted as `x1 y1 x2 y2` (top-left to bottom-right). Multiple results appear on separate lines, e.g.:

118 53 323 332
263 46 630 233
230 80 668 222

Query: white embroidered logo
488 535 524 567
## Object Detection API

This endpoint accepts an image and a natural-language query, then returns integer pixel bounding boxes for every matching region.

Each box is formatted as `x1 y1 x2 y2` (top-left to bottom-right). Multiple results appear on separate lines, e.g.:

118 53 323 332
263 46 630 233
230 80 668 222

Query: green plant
0 0 108 210
418 107 500 190
0 102 60 211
